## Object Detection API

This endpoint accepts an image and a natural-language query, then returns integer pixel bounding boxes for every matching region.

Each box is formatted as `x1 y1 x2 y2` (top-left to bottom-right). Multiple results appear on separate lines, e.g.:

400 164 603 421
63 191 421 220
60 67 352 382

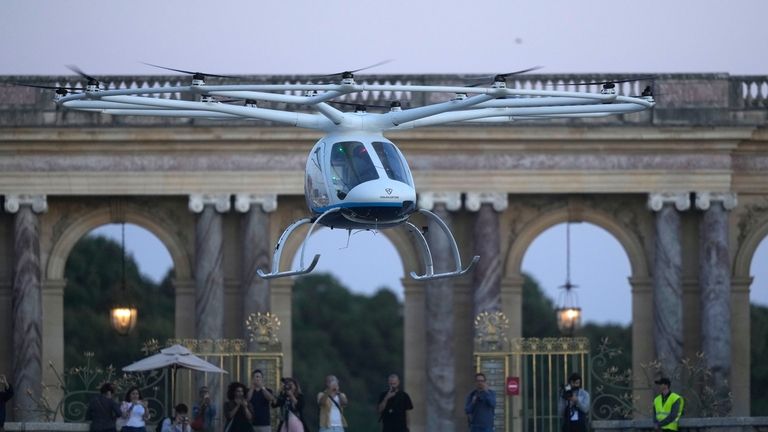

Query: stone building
0 73 766 431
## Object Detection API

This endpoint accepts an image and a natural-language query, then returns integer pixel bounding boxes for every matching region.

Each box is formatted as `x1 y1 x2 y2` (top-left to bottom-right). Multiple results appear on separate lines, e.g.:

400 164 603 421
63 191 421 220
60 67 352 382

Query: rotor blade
327 100 390 109
315 59 394 78
66 64 99 83
497 66 543 78
11 83 83 91
462 66 543 86
141 62 243 79
550 75 658 87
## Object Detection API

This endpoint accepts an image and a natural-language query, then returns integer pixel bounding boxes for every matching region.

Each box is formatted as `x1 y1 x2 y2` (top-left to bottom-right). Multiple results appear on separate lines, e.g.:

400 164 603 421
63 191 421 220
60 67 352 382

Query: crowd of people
0 368 684 432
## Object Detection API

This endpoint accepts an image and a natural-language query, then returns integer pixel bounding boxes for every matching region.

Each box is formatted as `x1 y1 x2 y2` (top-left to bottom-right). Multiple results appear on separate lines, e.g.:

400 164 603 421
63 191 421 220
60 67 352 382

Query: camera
560 384 573 400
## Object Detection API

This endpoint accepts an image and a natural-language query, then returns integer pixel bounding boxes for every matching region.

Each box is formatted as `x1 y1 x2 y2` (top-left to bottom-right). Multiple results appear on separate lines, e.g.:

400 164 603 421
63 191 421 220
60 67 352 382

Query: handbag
190 406 205 431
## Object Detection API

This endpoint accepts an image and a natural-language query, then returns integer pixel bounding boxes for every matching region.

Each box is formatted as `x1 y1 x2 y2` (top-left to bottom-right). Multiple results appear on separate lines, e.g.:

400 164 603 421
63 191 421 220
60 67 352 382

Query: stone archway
731 205 768 415
500 197 654 411
40 201 194 399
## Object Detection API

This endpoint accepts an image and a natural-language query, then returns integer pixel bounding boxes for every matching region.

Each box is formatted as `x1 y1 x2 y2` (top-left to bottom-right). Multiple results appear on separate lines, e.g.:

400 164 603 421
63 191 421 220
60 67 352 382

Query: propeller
141 63 244 80
66 65 102 86
464 66 543 87
548 75 657 87
312 60 394 80
327 100 403 111
9 82 86 97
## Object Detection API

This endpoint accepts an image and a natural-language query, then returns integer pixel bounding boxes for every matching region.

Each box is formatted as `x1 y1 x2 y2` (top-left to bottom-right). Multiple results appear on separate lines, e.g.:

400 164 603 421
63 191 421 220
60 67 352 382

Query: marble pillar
466 192 508 320
696 192 737 410
235 194 276 350
5 194 47 421
419 192 461 432
189 194 229 398
647 192 689 378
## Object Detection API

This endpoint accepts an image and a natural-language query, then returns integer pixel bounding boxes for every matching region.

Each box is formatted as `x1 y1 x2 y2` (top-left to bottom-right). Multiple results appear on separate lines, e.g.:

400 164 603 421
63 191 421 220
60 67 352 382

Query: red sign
506 376 520 396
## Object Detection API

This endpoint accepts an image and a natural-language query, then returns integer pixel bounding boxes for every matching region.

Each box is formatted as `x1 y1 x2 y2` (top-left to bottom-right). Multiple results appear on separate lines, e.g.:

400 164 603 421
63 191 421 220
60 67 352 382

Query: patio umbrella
123 344 227 416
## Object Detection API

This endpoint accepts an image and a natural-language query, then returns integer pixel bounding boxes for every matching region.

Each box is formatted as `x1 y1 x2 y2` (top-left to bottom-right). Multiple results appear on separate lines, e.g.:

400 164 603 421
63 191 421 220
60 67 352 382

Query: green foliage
64 234 174 373
292 274 403 432
751 303 768 415
522 274 561 337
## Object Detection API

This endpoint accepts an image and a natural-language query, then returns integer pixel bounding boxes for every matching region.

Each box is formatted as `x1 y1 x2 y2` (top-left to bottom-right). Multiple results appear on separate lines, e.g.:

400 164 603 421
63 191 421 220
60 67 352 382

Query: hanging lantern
110 305 138 335
110 223 138 335
555 222 582 336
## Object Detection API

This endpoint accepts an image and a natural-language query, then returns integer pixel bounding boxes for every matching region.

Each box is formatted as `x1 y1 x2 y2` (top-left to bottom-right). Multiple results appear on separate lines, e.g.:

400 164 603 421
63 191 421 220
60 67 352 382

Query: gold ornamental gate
474 312 590 432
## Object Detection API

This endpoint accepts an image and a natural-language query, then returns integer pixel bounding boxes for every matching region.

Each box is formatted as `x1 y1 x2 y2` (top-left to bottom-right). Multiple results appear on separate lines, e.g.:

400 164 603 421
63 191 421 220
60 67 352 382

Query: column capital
188 194 231 213
3 194 48 213
647 192 690 212
418 191 462 211
695 192 738 211
465 192 508 212
234 193 278 213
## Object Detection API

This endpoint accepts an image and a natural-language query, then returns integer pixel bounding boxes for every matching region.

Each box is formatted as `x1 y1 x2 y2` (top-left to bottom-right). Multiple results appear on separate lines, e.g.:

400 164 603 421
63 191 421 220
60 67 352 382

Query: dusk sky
3 0 767 324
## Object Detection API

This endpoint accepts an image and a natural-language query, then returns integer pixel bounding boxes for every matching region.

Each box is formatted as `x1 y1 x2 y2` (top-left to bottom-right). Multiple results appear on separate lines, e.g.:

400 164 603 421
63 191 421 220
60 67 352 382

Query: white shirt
122 402 146 427
328 395 343 427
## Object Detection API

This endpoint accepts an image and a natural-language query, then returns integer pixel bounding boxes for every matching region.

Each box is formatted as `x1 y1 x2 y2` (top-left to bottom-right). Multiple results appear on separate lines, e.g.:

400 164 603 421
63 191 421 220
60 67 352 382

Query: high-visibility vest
654 392 684 431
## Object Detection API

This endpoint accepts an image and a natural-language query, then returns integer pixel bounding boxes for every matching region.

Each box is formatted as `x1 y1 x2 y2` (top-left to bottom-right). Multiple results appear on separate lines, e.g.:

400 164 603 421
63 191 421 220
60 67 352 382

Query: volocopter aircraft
28 65 655 281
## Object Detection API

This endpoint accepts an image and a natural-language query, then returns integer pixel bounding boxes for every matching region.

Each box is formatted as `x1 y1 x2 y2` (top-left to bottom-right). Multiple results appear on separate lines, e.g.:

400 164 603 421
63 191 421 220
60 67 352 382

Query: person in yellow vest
317 375 348 432
653 378 684 431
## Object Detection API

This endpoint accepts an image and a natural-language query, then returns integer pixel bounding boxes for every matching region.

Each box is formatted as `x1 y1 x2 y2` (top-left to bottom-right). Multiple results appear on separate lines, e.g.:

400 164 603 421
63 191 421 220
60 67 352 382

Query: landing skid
257 208 478 281
402 209 479 281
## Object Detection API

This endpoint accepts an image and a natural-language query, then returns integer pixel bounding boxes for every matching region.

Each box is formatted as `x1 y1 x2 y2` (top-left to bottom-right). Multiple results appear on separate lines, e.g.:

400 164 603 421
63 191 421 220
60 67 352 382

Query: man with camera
377 374 413 432
0 375 13 432
161 404 192 432
247 370 275 432
464 372 496 432
557 373 590 432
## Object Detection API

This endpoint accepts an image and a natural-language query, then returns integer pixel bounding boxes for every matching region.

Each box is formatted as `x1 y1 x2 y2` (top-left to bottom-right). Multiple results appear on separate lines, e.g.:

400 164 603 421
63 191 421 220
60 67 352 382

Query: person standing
377 374 413 432
0 375 14 432
317 375 348 432
121 386 150 432
86 383 122 432
224 382 253 432
191 386 216 432
275 378 308 432
557 372 590 432
465 373 496 432
653 378 684 431
247 370 276 432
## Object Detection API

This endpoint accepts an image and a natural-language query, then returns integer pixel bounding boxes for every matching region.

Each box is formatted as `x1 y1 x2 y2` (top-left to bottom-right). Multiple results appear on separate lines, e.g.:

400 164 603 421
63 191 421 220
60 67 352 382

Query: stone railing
593 417 768 432
0 73 766 127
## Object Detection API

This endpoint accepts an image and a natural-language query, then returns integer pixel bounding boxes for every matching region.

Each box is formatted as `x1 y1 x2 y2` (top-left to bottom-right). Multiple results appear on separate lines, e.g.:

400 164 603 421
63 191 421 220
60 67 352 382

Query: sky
5 0 768 325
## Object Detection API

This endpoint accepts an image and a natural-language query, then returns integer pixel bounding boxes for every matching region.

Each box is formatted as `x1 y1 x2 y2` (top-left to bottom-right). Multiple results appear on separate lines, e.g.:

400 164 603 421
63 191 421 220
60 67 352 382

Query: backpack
156 417 171 432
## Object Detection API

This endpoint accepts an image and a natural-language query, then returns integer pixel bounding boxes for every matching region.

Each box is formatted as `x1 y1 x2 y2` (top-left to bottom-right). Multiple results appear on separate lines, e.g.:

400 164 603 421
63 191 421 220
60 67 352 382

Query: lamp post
555 222 582 336
110 223 137 335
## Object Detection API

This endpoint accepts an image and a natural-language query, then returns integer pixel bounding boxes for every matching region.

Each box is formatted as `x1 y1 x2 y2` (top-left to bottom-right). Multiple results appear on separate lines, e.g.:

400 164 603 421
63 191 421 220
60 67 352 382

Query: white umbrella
123 344 227 416
123 345 227 374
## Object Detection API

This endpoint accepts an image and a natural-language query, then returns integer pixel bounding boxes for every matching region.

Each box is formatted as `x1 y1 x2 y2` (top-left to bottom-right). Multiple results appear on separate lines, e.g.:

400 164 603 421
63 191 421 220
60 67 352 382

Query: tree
292 274 403 431
63 234 174 372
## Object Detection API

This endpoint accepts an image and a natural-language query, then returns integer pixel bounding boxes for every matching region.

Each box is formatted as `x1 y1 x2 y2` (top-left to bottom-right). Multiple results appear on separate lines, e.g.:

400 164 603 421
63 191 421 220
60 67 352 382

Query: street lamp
110 223 137 335
555 222 582 336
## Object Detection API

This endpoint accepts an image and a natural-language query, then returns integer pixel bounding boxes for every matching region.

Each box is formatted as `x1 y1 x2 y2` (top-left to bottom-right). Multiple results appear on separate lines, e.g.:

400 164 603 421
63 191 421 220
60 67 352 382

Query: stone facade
0 73 767 428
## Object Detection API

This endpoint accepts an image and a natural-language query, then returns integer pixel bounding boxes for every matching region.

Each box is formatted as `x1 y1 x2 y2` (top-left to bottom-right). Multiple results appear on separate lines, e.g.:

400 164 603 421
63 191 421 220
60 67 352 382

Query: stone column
235 194 277 350
647 192 689 377
695 192 737 410
418 192 461 432
466 192 508 320
403 278 426 432
5 194 47 421
189 194 229 398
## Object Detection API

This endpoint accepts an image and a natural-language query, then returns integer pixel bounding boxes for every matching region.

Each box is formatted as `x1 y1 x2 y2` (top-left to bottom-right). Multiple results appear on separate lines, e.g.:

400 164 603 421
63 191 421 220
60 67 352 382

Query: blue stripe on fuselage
311 201 403 214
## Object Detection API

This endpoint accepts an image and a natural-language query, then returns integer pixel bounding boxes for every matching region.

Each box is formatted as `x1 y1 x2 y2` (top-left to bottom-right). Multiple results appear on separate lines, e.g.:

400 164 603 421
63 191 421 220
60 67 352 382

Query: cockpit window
330 141 379 193
372 141 411 185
